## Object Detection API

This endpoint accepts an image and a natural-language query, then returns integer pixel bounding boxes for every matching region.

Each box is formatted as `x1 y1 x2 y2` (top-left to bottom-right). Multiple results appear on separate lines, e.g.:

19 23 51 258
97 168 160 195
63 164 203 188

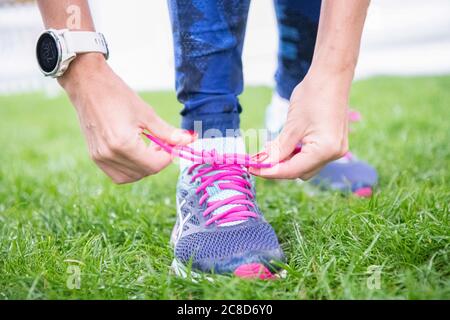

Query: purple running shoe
171 159 285 279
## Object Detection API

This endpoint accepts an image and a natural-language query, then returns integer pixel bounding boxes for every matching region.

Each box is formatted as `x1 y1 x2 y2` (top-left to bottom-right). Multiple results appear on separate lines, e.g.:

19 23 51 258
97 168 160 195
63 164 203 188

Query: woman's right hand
59 53 195 184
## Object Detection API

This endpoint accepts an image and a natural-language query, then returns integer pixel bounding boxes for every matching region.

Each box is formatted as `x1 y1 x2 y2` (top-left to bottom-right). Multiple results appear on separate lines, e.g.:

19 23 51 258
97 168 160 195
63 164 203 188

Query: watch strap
63 31 109 58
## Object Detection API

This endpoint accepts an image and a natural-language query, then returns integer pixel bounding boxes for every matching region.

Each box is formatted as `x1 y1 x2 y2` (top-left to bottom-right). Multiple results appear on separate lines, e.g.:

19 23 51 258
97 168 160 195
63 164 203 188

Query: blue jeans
168 0 321 137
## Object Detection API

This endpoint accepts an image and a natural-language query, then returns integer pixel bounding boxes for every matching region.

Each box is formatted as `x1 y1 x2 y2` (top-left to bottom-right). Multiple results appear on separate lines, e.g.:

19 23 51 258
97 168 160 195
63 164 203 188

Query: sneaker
265 92 378 197
170 137 285 279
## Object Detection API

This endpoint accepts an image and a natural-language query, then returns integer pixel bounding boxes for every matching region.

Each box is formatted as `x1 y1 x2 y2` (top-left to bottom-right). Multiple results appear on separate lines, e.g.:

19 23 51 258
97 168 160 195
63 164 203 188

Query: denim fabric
168 0 321 136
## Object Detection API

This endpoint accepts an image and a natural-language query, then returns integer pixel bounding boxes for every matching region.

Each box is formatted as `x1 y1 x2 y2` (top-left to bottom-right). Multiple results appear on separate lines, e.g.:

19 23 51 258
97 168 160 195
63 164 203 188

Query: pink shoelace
142 108 360 225
188 163 257 225
143 133 290 225
144 133 280 169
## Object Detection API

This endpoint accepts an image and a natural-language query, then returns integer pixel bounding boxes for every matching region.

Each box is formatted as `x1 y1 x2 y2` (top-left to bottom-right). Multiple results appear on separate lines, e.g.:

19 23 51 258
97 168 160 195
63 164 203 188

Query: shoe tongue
180 137 246 171
188 137 246 227
204 166 250 227
181 137 251 227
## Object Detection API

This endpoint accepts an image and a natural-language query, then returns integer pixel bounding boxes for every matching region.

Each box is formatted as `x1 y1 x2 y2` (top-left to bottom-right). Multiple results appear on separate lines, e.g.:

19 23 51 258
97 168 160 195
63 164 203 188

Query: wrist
308 59 355 82
58 52 108 92
298 67 353 108
304 60 355 100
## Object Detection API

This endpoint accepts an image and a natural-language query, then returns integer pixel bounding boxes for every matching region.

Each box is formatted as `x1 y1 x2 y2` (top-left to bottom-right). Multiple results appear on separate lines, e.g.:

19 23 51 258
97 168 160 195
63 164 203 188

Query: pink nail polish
183 130 196 136
184 130 198 140
252 151 268 162
293 144 302 155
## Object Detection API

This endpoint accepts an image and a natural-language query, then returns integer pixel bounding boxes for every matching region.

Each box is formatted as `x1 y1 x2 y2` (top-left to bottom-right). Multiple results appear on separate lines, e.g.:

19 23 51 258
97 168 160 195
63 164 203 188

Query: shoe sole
170 258 213 282
172 196 286 281
171 258 287 281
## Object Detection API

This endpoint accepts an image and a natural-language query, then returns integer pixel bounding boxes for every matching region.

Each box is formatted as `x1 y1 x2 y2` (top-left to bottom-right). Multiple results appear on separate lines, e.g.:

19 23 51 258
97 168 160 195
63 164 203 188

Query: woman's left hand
250 70 350 180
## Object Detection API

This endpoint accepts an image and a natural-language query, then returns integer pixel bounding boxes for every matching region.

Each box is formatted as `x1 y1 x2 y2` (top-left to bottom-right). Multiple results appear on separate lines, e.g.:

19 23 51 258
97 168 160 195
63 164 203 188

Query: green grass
0 76 449 300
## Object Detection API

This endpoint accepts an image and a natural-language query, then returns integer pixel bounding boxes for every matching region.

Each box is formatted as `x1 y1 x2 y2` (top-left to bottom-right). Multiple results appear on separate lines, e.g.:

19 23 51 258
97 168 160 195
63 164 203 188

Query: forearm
309 0 370 82
37 0 95 31
255 1 370 178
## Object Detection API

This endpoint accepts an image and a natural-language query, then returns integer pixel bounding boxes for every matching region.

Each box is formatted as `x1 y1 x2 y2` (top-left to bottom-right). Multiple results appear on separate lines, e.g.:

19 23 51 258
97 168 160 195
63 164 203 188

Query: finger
94 158 140 184
264 123 302 164
143 109 195 146
119 133 174 175
93 127 173 178
88 133 147 183
108 130 174 175
88 141 141 183
250 142 324 180
134 142 173 174
98 154 151 182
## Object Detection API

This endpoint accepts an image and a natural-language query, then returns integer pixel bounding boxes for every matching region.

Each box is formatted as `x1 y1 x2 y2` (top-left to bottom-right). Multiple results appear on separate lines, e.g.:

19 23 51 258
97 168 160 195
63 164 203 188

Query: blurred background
1 0 449 95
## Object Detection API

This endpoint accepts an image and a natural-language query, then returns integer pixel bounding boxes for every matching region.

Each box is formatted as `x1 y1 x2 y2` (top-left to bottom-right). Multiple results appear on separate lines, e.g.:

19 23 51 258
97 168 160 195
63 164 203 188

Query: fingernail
183 130 198 141
252 151 268 163
293 144 302 154
183 130 196 136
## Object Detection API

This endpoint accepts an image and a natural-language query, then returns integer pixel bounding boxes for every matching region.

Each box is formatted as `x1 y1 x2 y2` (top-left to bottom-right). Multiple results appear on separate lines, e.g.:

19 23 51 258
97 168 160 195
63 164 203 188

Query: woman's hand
60 53 194 184
251 0 369 180
250 69 350 179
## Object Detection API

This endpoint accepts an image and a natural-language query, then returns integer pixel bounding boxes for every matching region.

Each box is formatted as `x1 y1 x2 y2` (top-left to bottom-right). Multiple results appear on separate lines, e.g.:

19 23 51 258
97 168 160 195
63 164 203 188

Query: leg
167 0 250 137
269 0 378 196
273 0 321 99
168 1 286 278
265 0 321 138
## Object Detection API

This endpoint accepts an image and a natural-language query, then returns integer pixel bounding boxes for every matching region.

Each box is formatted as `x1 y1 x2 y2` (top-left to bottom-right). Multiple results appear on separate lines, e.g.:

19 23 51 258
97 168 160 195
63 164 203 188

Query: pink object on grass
348 109 362 122
234 263 276 279
354 187 372 198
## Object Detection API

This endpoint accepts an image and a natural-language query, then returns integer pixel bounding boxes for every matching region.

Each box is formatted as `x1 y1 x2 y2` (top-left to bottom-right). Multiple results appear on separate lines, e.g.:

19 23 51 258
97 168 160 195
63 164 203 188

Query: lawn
0 76 449 299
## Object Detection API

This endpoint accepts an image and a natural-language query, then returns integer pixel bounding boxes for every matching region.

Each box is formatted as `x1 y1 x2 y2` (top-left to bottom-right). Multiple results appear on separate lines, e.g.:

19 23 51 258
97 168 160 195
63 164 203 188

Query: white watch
36 29 109 78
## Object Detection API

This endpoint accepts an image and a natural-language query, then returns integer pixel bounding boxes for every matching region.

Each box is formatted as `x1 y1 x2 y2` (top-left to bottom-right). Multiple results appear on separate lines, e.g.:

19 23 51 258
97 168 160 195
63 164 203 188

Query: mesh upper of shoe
143 135 286 270
175 221 280 263
311 159 378 191
174 163 282 266
203 169 250 227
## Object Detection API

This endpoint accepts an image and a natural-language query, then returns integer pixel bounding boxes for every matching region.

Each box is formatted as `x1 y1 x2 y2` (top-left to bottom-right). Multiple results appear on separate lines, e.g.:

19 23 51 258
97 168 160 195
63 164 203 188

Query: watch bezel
36 30 63 77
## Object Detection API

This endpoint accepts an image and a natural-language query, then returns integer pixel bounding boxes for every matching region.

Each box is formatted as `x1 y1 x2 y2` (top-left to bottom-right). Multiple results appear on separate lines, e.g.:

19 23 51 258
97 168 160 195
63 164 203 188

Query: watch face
36 32 60 73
